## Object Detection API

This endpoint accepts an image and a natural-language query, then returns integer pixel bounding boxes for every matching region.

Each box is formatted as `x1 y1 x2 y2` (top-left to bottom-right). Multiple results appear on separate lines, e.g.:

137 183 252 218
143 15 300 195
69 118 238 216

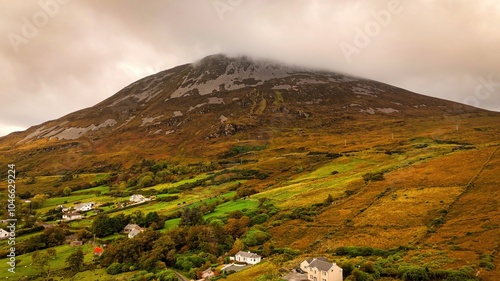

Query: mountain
0 54 496 175
0 54 499 280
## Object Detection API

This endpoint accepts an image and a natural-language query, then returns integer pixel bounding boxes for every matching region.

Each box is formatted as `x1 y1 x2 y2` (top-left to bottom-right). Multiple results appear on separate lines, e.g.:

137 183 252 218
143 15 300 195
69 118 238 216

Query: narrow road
174 270 190 281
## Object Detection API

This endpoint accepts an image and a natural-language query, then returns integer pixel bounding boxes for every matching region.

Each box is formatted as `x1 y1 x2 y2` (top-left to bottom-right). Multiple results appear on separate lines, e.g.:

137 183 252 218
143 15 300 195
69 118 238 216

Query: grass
205 199 259 219
163 218 181 230
42 194 97 208
0 244 84 279
73 185 110 194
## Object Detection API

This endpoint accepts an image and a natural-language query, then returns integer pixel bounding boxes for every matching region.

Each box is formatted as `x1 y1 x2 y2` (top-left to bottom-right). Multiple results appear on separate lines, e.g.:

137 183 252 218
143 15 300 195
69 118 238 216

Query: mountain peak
1 54 492 174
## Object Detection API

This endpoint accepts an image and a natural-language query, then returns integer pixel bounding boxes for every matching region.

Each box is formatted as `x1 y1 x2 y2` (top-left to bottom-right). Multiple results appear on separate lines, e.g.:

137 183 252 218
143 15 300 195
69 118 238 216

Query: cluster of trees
13 227 67 255
335 247 479 281
114 159 219 189
91 211 166 237
98 198 278 279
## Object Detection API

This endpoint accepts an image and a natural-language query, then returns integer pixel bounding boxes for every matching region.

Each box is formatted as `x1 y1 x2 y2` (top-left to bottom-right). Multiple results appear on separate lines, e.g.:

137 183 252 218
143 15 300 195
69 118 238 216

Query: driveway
282 270 308 281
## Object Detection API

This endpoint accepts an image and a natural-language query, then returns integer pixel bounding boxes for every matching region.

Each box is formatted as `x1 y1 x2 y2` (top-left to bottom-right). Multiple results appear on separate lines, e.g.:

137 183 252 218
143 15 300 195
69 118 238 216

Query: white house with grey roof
73 202 94 212
128 228 143 238
123 224 141 234
300 257 343 281
233 251 261 265
130 194 149 203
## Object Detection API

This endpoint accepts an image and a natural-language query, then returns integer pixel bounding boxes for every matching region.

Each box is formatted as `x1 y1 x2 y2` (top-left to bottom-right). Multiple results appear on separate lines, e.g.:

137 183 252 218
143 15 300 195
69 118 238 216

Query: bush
479 254 495 270
400 266 429 281
352 269 375 281
334 246 390 257
242 228 271 246
362 171 385 182
251 213 269 225
106 262 123 275
156 269 178 281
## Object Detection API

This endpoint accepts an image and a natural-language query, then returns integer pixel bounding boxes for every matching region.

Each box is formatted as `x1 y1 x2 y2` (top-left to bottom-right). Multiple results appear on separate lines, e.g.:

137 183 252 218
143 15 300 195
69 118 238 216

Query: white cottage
74 202 94 212
234 251 261 265
130 194 147 203
62 212 82 221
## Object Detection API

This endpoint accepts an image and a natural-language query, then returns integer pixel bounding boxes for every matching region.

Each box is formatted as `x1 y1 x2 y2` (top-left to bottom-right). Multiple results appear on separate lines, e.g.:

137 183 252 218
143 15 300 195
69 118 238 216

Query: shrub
242 228 271 246
352 269 375 281
431 217 445 226
400 266 429 281
479 254 495 270
251 213 269 225
363 171 385 182
106 262 123 275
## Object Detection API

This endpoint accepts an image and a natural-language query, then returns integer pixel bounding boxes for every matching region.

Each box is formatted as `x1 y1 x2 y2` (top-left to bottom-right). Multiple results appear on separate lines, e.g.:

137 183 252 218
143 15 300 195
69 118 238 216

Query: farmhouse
123 224 142 234
70 240 83 246
300 257 343 281
128 228 144 238
62 212 82 221
233 251 261 265
198 268 215 280
130 194 148 203
74 202 94 212
0 229 9 240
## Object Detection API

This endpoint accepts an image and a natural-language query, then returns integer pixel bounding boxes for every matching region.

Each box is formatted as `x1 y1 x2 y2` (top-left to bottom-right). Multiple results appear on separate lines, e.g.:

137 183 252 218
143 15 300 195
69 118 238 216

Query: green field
0 244 92 279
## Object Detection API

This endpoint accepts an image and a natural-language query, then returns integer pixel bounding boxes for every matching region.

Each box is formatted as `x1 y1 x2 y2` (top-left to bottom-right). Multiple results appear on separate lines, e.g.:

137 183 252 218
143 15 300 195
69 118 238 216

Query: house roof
305 256 328 264
236 251 261 259
74 202 94 209
124 224 140 230
308 259 336 272
129 229 142 237
94 247 103 253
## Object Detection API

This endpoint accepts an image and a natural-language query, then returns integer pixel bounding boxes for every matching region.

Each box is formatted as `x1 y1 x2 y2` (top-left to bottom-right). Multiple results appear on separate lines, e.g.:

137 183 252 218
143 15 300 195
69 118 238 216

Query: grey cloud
1 0 499 137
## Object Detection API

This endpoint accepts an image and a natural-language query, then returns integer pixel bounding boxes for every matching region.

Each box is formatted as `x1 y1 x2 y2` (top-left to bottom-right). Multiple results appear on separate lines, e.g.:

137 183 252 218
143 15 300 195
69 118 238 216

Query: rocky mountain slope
0 54 494 176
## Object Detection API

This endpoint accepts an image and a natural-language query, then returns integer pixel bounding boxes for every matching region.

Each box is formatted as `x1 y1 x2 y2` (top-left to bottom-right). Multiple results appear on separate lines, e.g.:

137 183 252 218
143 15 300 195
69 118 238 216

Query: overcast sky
1 0 499 137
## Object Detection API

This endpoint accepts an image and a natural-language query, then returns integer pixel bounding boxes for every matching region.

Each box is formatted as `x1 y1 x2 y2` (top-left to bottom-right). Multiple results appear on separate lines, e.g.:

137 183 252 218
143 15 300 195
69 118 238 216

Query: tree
145 211 159 224
179 207 204 227
42 227 66 247
63 186 72 196
66 248 84 272
46 248 57 258
91 215 115 237
32 251 50 276
230 238 245 255
31 194 49 209
325 194 334 204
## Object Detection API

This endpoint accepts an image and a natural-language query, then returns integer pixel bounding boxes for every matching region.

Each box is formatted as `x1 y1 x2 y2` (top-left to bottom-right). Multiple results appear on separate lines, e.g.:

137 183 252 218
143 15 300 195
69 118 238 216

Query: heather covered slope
0 54 499 280
0 55 492 175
